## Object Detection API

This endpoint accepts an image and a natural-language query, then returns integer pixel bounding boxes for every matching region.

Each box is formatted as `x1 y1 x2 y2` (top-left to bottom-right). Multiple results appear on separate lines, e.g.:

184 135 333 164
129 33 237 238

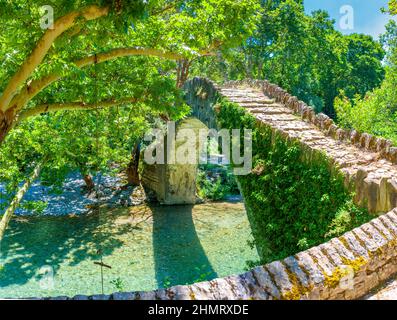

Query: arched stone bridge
46 78 397 300
144 77 397 214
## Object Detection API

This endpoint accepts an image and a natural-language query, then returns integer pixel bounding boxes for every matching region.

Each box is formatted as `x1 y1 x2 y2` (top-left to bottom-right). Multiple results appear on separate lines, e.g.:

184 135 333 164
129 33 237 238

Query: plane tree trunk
0 160 45 242
176 59 192 88
83 173 96 191
126 140 141 186
0 108 16 144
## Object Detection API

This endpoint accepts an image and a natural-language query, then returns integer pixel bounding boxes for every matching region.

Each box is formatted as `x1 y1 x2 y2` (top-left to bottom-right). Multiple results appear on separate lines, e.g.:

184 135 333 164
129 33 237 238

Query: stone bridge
144 78 397 213
47 78 397 300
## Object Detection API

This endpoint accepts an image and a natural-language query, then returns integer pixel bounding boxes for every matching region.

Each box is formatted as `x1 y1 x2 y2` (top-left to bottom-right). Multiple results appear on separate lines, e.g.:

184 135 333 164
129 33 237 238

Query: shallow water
0 202 259 298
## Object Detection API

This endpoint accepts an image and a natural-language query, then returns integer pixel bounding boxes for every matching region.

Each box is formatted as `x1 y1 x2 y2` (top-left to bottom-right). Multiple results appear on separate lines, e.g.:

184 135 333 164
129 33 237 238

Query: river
0 201 259 298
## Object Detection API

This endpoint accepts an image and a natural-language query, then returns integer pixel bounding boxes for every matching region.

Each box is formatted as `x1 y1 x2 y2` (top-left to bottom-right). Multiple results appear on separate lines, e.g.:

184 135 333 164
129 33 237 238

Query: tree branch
152 1 179 16
16 97 139 123
9 47 190 115
0 5 110 112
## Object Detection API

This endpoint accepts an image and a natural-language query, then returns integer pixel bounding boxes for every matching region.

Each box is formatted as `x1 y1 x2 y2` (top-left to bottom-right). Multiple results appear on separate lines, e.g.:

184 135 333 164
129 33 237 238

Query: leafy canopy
0 0 260 206
193 0 385 117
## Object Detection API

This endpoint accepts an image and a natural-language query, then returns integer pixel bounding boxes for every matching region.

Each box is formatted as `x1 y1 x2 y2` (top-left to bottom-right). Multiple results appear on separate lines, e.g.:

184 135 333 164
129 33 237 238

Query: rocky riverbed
0 172 146 216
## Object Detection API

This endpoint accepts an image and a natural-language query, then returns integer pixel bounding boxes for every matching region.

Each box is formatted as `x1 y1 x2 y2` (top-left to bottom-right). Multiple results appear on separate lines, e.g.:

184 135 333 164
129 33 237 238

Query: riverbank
0 173 146 216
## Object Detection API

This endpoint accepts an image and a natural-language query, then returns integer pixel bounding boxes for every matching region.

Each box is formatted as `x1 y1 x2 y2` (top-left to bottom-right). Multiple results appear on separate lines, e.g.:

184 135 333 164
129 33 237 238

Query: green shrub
20 200 48 215
197 165 239 201
334 82 397 145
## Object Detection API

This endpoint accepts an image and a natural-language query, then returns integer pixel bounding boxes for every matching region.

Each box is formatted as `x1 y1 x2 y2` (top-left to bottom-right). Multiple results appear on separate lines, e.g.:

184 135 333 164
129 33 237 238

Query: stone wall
183 77 220 130
141 78 221 205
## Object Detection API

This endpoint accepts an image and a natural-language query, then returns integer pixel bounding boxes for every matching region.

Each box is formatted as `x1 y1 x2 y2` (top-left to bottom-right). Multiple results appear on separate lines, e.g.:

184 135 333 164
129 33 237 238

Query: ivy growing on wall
216 100 372 265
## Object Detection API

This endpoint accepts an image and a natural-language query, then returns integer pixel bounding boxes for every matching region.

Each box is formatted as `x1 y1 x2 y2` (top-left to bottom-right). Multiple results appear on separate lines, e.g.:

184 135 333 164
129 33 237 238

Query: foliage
385 0 397 15
0 79 178 196
0 0 261 101
192 0 385 117
191 265 213 284
335 88 397 145
20 201 48 215
217 100 372 263
197 165 239 201
335 20 397 145
0 1 260 214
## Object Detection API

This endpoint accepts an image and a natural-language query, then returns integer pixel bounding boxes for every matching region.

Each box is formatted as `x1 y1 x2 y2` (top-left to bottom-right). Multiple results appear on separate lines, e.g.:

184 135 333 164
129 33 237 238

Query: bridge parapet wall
224 79 397 165
222 79 397 214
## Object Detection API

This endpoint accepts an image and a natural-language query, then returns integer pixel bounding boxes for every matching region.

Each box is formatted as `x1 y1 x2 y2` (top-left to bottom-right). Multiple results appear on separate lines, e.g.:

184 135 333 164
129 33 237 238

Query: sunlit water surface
0 202 259 298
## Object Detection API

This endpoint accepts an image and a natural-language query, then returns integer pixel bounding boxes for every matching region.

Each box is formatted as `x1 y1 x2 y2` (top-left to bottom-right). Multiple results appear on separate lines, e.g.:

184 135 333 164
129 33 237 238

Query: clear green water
0 202 259 298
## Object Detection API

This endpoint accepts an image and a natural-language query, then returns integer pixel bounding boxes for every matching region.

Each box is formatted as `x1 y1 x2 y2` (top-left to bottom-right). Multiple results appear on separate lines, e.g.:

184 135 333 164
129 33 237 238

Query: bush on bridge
217 100 372 265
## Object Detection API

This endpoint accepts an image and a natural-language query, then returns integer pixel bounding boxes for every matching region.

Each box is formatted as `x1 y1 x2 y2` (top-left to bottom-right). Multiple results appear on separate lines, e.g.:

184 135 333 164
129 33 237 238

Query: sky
304 0 397 39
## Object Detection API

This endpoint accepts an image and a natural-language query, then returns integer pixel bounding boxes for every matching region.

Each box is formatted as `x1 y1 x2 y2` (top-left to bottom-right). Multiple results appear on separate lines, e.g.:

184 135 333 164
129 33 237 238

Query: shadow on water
151 204 218 288
0 210 129 288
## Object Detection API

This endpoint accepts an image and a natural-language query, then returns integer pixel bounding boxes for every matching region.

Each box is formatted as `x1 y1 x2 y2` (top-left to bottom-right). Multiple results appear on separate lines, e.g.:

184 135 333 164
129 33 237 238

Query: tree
335 0 397 144
343 34 385 99
335 20 397 144
126 139 141 186
385 0 397 15
0 0 261 230
0 0 261 143
0 159 45 242
192 0 385 117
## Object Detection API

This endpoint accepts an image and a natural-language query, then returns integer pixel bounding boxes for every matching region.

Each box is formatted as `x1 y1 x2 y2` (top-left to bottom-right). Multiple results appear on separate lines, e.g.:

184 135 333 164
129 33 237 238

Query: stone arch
141 78 227 205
